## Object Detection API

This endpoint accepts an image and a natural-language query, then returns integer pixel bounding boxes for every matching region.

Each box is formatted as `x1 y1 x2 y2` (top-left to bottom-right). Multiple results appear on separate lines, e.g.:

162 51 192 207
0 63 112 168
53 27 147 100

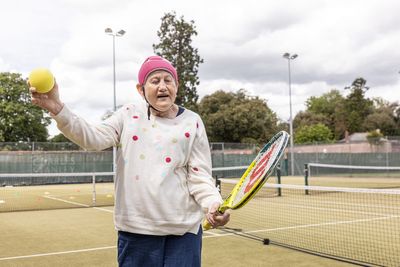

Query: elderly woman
30 55 230 267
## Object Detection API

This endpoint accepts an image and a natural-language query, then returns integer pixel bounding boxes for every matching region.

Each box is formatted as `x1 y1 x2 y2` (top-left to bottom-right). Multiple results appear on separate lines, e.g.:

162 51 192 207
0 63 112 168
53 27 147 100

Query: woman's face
138 70 178 111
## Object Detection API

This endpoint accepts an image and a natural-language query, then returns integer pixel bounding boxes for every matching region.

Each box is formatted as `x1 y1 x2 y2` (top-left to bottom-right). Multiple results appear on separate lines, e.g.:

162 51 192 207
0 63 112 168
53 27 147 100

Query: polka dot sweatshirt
52 101 222 235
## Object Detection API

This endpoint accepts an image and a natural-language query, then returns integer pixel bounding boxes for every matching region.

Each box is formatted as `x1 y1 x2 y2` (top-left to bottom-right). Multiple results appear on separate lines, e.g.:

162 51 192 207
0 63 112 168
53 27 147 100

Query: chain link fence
1 137 400 176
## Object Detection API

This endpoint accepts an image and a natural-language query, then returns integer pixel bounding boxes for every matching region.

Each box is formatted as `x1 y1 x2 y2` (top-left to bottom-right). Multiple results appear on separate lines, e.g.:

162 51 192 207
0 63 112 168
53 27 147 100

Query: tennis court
0 196 351 267
1 173 399 266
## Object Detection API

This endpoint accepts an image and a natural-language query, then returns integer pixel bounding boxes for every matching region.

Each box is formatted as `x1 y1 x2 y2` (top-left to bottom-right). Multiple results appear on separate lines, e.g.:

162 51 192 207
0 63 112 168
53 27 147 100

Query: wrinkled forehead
146 70 174 81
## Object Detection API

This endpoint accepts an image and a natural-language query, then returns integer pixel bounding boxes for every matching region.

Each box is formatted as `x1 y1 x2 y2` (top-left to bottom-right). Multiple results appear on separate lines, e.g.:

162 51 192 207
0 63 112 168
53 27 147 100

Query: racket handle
202 218 213 231
202 205 228 230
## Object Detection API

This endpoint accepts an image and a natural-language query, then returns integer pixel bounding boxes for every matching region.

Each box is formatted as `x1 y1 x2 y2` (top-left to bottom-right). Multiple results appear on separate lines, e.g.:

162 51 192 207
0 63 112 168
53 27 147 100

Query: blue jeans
117 227 202 267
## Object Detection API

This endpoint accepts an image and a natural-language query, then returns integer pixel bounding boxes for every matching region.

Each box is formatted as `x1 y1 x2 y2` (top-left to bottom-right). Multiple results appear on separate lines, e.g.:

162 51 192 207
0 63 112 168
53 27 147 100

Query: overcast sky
1 0 400 136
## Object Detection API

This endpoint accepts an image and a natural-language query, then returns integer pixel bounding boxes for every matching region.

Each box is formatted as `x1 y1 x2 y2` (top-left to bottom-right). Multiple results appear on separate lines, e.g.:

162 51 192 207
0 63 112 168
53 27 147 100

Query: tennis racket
203 131 290 230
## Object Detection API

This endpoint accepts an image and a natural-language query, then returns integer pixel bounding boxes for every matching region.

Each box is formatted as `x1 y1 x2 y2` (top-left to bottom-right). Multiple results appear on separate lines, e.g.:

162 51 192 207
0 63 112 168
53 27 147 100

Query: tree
293 111 330 132
153 11 203 110
344 77 373 133
294 123 334 144
198 89 278 144
50 133 70 142
0 72 50 142
366 129 384 146
304 89 347 139
363 98 399 136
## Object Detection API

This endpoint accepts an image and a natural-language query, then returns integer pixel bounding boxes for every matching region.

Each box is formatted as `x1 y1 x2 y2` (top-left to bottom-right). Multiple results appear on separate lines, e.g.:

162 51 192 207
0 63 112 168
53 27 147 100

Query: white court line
43 195 113 213
0 246 116 261
203 215 400 238
289 199 400 212
203 230 221 236
43 195 89 208
268 202 396 217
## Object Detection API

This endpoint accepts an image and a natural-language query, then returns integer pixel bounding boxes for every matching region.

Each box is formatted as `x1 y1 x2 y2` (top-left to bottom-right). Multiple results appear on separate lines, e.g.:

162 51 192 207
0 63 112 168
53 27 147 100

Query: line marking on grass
203 231 221 236
93 207 114 213
203 215 400 239
43 195 90 207
43 195 113 213
269 202 397 217
0 246 117 261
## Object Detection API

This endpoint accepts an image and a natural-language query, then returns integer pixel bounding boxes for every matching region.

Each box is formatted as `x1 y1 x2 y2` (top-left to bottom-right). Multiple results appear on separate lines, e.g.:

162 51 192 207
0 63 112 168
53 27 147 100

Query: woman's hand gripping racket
203 131 290 230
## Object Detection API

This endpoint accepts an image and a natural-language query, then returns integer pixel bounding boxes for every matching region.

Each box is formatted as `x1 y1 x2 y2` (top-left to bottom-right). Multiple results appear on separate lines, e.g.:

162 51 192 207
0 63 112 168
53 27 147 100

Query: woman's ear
136 84 144 97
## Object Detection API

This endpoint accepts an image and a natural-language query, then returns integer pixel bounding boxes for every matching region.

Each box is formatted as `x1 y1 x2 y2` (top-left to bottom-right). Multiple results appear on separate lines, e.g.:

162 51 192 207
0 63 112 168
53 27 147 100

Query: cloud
2 0 400 137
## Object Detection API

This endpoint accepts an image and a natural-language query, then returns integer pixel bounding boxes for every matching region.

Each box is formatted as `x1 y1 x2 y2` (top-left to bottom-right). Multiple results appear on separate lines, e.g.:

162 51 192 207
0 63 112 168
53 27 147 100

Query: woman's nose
158 80 167 90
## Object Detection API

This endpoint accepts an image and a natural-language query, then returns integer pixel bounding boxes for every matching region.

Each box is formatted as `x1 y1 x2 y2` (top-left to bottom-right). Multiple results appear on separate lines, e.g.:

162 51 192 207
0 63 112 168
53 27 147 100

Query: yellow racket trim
203 160 256 230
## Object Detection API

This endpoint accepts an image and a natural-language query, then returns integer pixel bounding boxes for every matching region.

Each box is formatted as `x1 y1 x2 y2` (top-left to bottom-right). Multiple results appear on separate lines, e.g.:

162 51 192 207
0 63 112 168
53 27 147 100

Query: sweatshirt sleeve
51 105 123 151
186 116 223 210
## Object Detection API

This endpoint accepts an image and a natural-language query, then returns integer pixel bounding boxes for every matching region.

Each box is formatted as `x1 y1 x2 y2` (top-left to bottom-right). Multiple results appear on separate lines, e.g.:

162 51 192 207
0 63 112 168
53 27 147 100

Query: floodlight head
117 30 126 36
291 54 298 59
283 52 290 59
352 77 366 88
105 28 113 34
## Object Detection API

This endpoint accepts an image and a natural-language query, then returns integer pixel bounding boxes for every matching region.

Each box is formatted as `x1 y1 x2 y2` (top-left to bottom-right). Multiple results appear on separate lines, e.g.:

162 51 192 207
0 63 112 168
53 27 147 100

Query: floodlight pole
105 28 126 111
105 28 126 176
283 52 298 176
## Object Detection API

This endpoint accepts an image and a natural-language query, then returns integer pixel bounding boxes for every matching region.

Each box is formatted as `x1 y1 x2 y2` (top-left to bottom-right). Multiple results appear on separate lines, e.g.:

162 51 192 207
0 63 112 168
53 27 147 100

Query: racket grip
202 218 213 231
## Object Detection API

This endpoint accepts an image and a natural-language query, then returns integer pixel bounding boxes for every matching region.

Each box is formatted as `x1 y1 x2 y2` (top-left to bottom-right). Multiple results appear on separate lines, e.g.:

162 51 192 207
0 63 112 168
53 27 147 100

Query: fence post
276 164 282 197
304 163 309 195
215 175 221 193
92 174 96 206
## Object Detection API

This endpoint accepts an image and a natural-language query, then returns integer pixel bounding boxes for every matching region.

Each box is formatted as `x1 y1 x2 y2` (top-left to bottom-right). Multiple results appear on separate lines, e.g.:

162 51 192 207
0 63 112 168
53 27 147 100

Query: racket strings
232 134 288 206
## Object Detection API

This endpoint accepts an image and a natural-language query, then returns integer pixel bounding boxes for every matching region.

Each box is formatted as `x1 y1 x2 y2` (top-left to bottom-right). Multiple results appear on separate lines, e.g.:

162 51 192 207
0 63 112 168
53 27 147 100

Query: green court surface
0 183 115 213
0 206 351 267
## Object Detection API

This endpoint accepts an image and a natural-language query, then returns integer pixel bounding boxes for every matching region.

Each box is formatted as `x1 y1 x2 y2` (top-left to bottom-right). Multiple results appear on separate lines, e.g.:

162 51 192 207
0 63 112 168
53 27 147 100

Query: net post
276 164 282 197
92 174 96 206
304 164 309 195
215 175 221 193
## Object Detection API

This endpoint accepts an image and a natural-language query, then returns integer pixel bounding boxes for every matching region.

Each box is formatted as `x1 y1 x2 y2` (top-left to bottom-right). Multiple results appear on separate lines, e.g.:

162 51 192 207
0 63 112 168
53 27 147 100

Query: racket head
222 131 289 210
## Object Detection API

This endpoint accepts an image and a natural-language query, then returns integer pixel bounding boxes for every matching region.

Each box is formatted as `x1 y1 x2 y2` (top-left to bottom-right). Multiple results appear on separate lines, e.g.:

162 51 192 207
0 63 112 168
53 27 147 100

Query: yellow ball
28 68 55 93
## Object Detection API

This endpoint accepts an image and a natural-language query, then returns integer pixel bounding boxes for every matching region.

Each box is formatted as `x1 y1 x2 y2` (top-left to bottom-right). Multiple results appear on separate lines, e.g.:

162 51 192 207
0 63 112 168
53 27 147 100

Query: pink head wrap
138 55 178 85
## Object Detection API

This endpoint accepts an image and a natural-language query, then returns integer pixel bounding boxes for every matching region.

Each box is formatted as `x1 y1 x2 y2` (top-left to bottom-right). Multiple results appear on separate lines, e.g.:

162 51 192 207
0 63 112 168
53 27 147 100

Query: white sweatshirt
52 101 222 235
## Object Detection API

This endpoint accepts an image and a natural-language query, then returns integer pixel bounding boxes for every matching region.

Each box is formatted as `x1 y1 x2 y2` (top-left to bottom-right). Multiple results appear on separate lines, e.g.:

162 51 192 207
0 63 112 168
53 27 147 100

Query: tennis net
0 172 115 212
219 181 400 266
306 163 400 189
0 165 281 213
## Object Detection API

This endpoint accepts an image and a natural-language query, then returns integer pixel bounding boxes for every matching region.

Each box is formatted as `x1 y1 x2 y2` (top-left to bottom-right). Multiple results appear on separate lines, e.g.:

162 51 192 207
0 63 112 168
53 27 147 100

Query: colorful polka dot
196 122 199 128
132 135 139 141
152 124 157 128
165 157 171 163
133 115 139 119
135 175 140 180
172 138 178 143
193 167 199 172
139 154 145 160
185 132 190 138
